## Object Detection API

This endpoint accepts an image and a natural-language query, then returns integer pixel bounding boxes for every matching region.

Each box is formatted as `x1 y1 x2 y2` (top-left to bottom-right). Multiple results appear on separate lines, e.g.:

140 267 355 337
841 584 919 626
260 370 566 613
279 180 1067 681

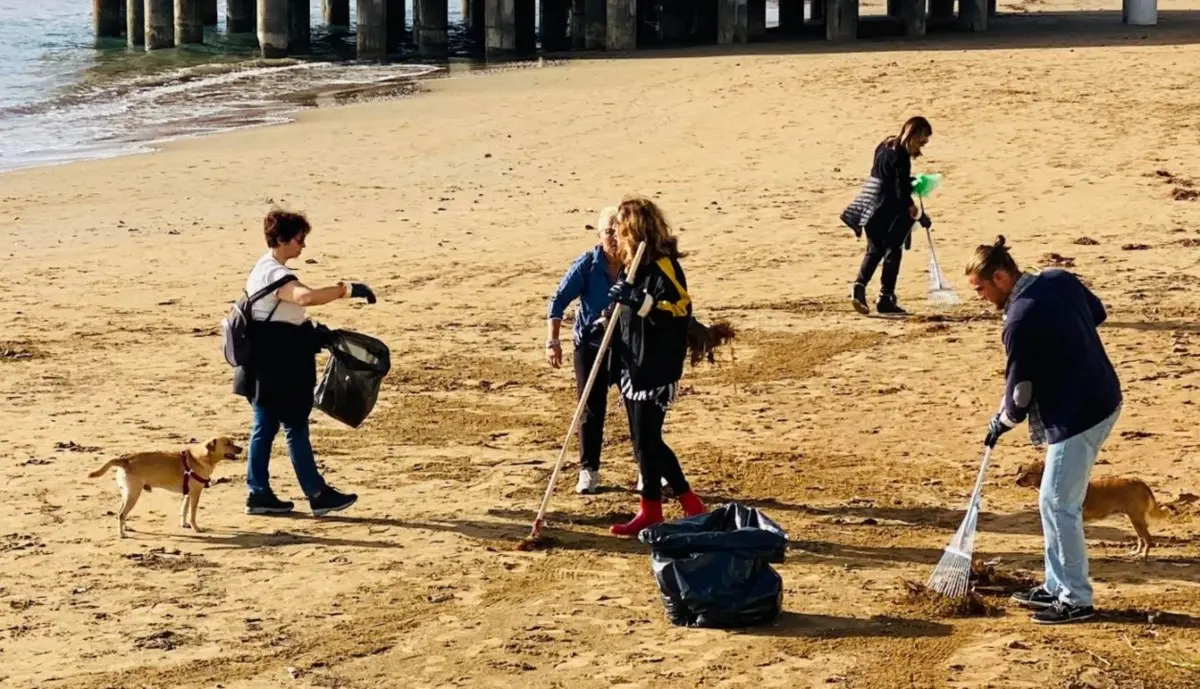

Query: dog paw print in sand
1153 169 1200 201
1074 237 1100 246
54 441 100 453
132 629 188 651
1 533 47 554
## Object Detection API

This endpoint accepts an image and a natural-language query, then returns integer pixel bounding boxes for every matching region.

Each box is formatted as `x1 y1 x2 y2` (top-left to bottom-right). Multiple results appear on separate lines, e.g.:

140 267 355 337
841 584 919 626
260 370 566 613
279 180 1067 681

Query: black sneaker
1010 585 1056 609
309 487 358 517
245 491 295 515
1032 600 1096 625
851 283 869 315
876 295 908 316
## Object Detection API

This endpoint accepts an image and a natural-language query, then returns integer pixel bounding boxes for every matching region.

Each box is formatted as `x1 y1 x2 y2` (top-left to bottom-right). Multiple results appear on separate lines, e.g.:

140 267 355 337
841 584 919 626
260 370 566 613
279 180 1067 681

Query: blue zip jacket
547 246 616 346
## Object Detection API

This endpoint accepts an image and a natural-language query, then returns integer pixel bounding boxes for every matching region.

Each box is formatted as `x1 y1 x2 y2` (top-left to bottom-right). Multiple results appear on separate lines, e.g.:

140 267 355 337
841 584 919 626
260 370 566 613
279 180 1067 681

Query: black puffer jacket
613 254 692 391
233 321 331 424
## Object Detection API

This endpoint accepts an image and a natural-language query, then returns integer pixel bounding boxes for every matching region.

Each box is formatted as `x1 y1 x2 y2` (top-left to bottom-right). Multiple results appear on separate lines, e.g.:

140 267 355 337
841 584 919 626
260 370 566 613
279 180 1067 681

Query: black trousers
625 395 689 501
855 216 910 297
572 343 609 471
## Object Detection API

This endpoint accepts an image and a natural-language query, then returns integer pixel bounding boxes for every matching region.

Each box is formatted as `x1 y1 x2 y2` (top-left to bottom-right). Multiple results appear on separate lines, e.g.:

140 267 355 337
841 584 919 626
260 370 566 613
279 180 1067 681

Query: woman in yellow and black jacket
606 196 707 536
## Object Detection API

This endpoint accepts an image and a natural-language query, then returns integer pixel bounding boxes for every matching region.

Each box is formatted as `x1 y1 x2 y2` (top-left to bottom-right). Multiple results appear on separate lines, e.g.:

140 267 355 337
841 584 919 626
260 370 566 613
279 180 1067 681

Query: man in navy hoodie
966 236 1122 625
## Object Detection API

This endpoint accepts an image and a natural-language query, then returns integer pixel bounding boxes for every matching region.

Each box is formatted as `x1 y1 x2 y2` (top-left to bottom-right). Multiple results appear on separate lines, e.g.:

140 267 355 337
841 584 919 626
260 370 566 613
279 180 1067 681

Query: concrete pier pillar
958 0 986 30
825 0 856 39
901 0 925 35
541 0 572 50
324 0 351 24
583 0 605 49
606 0 635 50
228 0 256 32
357 0 388 60
204 0 218 24
485 0 534 58
289 0 311 53
516 0 536 52
811 0 824 22
146 0 174 48
417 0 448 55
387 0 407 51
778 0 801 32
127 0 145 45
175 0 204 44
258 0 290 56
988 0 997 16
95 0 124 38
929 0 955 22
467 0 485 41
887 0 900 17
717 0 747 44
748 0 766 39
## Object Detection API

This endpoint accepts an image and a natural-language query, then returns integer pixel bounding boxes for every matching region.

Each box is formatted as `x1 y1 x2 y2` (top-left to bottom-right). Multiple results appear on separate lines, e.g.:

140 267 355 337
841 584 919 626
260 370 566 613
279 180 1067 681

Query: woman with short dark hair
233 209 376 517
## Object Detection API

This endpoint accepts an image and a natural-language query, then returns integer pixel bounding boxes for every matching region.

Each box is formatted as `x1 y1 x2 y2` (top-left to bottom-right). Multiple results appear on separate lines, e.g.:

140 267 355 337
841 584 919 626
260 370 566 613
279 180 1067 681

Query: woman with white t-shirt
233 209 376 517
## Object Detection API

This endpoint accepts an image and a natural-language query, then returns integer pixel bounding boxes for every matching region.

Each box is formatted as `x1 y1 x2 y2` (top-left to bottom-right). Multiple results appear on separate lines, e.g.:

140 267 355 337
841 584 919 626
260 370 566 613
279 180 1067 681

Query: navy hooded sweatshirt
999 269 1122 445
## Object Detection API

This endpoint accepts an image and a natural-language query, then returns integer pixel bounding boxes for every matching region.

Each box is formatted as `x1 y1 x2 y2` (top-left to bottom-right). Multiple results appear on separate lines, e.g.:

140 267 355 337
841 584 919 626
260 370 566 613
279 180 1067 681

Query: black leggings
625 396 689 501
855 218 910 296
572 344 609 471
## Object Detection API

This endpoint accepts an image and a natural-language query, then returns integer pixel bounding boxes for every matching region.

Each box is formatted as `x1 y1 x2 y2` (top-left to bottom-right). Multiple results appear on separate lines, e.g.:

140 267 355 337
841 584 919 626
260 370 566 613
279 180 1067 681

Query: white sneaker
575 469 600 494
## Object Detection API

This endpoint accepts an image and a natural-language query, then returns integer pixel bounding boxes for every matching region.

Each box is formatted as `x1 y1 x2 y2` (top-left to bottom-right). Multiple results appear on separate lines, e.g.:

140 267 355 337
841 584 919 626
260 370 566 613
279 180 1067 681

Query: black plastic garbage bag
638 503 788 629
314 329 391 428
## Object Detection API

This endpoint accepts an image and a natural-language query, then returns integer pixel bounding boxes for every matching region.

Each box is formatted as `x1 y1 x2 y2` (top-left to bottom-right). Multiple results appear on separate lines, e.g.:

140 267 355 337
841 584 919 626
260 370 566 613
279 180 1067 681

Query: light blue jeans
1039 405 1121 608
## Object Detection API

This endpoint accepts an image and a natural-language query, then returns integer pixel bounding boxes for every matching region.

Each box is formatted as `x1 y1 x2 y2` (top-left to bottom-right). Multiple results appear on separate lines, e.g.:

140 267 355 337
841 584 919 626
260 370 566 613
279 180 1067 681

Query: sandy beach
4 5 1200 688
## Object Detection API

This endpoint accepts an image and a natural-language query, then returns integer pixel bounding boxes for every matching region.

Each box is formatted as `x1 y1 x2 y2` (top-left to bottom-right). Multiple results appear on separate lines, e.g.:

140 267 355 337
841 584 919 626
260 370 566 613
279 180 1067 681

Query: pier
95 0 1162 59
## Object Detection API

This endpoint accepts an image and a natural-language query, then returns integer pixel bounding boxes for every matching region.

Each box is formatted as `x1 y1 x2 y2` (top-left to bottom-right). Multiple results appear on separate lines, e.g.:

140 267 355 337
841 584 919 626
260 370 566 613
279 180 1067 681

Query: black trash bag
314 329 391 428
638 503 788 629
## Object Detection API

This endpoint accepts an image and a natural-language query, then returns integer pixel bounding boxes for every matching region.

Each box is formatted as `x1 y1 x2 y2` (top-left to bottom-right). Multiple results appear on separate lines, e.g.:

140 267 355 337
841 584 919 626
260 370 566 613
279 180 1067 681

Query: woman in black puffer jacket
605 196 707 537
846 116 934 316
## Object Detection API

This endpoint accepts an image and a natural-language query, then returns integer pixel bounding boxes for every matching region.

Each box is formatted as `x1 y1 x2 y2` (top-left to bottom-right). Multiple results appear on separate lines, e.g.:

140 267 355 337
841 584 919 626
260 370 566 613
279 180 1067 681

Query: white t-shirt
245 252 308 325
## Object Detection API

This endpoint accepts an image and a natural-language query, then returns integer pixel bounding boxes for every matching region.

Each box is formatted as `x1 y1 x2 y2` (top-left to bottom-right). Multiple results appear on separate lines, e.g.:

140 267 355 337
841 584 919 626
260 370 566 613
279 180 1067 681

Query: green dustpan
912 173 943 199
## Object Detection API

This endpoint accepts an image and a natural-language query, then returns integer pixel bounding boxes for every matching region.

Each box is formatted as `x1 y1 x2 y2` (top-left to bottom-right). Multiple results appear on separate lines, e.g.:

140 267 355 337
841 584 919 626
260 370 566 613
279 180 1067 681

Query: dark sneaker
1011 585 1056 609
245 491 295 515
851 283 869 315
876 295 908 316
309 487 358 517
1032 600 1096 625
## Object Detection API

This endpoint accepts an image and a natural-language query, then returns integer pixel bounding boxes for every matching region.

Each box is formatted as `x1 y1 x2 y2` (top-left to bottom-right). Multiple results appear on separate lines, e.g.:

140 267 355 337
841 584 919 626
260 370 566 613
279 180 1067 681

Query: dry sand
4 5 1200 688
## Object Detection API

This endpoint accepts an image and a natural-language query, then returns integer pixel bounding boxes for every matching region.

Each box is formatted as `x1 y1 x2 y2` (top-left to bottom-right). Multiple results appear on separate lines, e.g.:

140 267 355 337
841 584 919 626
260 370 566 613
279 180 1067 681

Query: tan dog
1015 459 1175 559
88 437 243 538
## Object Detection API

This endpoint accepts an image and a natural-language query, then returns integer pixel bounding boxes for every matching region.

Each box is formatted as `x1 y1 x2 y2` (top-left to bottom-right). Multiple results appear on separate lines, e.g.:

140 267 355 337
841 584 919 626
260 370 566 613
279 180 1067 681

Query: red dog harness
181 452 211 496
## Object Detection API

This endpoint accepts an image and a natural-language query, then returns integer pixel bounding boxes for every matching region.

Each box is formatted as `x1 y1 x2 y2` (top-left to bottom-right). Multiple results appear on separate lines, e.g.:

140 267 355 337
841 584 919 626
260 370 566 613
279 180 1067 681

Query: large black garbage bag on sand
638 503 788 629
314 329 391 428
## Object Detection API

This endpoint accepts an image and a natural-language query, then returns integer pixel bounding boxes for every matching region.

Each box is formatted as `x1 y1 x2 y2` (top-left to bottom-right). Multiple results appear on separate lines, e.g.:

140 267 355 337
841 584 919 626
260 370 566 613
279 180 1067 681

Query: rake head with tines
927 445 994 598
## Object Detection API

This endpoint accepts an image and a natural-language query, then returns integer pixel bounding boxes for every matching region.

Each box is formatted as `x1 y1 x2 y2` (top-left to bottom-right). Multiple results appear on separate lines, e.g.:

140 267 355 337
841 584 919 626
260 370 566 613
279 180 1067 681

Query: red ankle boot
678 490 707 517
609 498 664 536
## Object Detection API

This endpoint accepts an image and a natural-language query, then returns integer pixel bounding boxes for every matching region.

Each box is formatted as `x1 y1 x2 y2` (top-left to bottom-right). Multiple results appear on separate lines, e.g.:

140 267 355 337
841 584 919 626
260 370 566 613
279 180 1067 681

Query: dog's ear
206 438 217 454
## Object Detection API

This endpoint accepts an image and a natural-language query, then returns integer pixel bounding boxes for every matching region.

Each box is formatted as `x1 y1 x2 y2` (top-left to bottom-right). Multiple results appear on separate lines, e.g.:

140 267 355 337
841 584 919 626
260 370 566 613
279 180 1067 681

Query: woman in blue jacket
546 208 623 494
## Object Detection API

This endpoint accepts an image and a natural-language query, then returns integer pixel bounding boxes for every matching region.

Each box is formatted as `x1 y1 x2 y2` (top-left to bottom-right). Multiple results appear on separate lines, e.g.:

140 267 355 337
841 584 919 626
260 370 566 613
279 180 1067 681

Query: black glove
984 413 1012 448
608 283 647 309
343 281 377 304
918 213 932 230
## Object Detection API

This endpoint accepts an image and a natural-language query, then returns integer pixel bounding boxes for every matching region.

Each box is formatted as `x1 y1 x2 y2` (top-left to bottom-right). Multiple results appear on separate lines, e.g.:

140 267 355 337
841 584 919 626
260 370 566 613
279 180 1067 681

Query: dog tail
88 458 127 479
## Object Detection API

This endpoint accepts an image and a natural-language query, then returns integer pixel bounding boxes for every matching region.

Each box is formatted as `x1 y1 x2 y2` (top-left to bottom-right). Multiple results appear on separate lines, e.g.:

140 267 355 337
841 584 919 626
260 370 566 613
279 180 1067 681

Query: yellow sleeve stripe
653 257 691 318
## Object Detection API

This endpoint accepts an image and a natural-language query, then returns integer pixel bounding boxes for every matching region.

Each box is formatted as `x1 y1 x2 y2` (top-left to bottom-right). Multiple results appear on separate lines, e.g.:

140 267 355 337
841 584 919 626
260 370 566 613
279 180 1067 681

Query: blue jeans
246 405 327 499
1039 406 1121 607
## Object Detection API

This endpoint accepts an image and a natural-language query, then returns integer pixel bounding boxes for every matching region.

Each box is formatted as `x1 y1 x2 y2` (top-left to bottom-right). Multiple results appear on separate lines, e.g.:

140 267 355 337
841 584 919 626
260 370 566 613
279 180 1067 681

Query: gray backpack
220 275 297 367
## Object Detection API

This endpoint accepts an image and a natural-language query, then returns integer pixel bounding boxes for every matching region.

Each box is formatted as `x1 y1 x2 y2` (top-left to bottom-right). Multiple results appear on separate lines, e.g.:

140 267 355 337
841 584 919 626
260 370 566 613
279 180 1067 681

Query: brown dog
88 437 243 538
1015 459 1175 559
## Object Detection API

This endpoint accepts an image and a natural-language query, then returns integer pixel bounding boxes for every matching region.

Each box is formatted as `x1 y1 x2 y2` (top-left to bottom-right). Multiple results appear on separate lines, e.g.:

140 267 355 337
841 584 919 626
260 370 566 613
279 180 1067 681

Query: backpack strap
245 274 298 323
246 274 298 305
